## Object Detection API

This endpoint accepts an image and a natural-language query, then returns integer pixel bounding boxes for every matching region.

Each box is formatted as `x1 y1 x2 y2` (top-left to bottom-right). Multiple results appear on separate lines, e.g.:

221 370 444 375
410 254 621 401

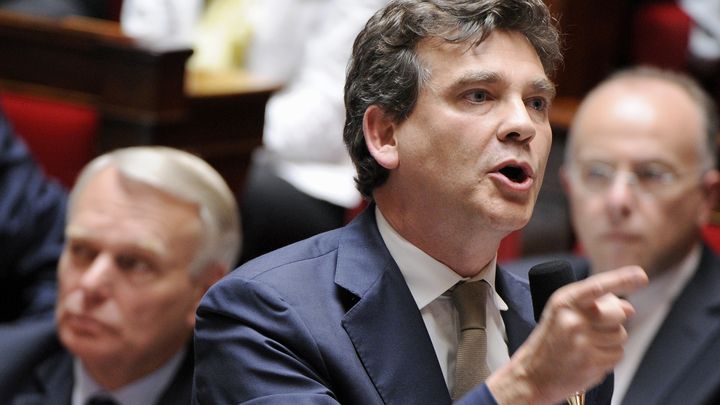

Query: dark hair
344 0 562 198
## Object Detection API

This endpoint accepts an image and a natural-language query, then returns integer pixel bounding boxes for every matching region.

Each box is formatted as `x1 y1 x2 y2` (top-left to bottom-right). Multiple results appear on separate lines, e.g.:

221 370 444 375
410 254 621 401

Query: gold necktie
451 280 491 400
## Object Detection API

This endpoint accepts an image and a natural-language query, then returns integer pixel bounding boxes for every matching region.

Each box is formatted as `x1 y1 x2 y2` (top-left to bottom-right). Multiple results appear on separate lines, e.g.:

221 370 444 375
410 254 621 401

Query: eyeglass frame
564 159 710 198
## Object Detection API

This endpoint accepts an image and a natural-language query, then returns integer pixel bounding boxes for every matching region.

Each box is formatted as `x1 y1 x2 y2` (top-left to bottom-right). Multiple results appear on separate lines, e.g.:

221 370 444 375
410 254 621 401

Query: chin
594 255 642 274
68 341 122 367
503 203 533 228
487 210 531 233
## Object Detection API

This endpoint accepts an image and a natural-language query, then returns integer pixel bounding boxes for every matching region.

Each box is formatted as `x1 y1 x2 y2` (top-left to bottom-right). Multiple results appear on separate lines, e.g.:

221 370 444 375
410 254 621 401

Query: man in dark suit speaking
192 1 648 404
0 146 241 404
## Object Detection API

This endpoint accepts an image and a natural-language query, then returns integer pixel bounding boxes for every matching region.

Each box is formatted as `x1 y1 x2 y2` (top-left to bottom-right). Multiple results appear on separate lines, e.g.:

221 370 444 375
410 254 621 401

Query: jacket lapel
11 350 73 405
156 344 193 405
495 267 535 354
336 208 451 405
623 245 720 404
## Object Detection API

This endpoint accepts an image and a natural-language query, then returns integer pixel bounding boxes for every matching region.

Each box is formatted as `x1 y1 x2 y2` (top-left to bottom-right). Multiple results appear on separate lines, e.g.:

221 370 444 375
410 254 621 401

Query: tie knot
452 280 488 330
86 395 119 405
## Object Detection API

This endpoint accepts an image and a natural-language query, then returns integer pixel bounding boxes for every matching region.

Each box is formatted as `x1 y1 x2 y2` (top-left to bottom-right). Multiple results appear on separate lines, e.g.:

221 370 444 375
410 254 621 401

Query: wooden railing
0 10 280 192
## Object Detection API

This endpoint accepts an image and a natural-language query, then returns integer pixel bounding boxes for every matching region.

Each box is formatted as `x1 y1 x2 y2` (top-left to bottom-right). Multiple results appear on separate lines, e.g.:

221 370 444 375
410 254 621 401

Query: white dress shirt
611 244 701 405
120 0 203 46
72 348 186 405
375 207 511 392
248 0 389 209
681 0 720 61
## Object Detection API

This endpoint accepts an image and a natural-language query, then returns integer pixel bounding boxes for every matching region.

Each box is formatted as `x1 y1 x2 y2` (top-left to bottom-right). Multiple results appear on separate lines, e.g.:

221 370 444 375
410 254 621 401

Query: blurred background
0 0 717 263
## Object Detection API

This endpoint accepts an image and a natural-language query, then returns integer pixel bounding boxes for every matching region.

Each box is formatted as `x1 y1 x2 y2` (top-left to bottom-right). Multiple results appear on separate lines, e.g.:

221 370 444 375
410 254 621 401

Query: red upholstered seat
702 225 720 253
0 93 98 188
497 229 522 263
631 2 691 71
0 1 123 188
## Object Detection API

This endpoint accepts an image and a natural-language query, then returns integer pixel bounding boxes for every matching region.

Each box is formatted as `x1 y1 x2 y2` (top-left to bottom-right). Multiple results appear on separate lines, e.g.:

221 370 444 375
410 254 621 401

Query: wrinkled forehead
416 31 552 90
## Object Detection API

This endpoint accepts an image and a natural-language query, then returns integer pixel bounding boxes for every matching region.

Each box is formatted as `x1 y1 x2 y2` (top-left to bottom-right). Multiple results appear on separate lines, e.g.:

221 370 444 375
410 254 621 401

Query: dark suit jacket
0 109 66 321
0 317 194 404
0 317 61 400
620 245 720 405
503 246 720 405
193 207 611 404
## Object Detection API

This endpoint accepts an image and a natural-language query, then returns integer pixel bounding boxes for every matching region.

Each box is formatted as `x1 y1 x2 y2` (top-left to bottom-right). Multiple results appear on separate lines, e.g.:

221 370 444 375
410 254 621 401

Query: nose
497 98 536 143
605 172 635 222
79 253 114 299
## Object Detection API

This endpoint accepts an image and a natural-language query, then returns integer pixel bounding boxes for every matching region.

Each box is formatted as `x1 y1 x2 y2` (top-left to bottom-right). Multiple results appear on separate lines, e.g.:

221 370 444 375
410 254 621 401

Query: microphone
528 260 576 322
528 260 585 405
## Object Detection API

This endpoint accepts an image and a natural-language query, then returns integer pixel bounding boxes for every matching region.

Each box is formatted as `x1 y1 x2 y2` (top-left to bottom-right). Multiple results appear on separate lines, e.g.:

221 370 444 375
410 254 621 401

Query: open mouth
498 164 530 183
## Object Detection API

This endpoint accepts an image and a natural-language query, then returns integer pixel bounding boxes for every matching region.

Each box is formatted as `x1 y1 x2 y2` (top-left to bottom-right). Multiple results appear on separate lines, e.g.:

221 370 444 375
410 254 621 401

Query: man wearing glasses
561 66 720 405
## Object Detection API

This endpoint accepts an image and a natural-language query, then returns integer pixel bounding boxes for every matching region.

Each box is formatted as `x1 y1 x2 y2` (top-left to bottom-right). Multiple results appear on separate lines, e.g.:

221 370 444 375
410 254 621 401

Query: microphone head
528 260 576 323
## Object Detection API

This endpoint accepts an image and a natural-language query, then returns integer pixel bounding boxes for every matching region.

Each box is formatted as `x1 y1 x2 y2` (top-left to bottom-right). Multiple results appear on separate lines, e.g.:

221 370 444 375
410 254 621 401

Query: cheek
569 194 601 224
126 283 196 329
654 198 700 233
535 129 553 157
57 261 79 297
121 290 169 327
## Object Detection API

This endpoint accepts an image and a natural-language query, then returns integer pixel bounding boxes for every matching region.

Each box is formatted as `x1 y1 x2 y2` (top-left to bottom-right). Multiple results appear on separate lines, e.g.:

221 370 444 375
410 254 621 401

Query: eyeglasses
569 160 703 197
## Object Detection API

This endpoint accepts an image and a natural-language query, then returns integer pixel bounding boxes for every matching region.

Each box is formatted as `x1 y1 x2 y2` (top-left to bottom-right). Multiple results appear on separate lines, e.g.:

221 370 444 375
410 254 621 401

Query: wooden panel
546 0 633 98
0 10 280 192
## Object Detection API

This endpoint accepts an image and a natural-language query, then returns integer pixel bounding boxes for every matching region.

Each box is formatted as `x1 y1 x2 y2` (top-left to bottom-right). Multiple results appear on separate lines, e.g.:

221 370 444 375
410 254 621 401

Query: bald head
566 70 717 168
562 67 720 276
568 68 717 170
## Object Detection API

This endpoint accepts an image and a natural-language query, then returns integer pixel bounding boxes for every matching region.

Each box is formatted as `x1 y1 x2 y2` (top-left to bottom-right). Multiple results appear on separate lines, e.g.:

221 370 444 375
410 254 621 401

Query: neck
374 196 503 278
81 341 188 390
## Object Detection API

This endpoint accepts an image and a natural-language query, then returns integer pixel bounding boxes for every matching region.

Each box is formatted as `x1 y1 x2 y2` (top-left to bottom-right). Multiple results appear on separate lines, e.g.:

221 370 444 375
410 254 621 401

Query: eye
68 241 97 265
635 165 675 184
464 90 489 103
115 254 155 276
527 97 549 112
581 162 614 184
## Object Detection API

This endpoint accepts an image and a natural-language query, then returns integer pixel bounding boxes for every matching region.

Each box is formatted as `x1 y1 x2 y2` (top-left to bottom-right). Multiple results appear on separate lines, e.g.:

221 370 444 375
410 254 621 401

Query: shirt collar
375 206 508 311
73 347 186 405
628 243 701 320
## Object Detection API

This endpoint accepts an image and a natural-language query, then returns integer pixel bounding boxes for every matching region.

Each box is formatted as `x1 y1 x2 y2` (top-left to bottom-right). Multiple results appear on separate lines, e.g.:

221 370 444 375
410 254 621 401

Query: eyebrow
530 77 557 99
65 225 166 257
453 71 501 89
452 71 557 99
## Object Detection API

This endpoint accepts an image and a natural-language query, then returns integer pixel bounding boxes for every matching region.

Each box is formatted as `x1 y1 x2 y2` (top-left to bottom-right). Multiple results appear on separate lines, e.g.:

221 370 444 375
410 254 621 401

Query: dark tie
86 395 119 405
451 280 491 400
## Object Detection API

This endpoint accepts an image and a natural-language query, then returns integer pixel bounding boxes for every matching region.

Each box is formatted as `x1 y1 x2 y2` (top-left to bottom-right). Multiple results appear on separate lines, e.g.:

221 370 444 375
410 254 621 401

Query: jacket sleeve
0 111 67 321
455 375 611 405
192 276 341 404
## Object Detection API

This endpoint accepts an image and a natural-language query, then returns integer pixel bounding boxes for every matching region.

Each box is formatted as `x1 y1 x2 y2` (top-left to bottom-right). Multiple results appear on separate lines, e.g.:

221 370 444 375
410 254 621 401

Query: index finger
562 265 648 310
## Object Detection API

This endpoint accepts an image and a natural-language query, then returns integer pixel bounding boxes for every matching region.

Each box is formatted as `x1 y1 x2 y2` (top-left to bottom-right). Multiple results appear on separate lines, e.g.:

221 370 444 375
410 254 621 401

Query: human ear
363 105 399 170
698 169 720 226
186 263 226 327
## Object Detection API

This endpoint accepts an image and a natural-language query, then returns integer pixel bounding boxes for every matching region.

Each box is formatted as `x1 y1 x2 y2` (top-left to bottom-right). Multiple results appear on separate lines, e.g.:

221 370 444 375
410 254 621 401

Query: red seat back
0 93 98 188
